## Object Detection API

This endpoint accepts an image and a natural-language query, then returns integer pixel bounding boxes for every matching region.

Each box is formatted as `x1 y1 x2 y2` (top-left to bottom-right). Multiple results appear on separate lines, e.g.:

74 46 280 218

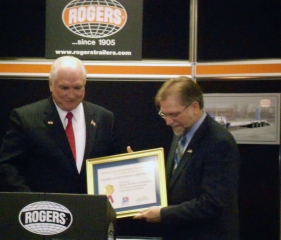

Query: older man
0 56 120 193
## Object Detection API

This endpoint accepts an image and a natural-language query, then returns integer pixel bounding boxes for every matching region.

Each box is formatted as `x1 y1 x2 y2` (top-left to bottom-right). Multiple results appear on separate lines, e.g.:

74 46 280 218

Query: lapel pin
91 120 96 127
187 149 193 153
48 121 53 124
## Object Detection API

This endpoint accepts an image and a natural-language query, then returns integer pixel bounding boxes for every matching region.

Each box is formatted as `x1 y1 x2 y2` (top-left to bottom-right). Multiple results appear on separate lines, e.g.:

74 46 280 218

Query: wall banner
45 0 143 60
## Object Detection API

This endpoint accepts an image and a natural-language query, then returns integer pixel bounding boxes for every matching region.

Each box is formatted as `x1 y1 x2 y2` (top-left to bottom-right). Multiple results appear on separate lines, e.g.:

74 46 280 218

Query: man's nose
164 116 174 126
67 89 76 98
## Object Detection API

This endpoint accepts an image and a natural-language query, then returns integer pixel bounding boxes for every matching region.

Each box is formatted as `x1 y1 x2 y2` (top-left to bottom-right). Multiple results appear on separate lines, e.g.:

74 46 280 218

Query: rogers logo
62 0 127 38
19 201 73 235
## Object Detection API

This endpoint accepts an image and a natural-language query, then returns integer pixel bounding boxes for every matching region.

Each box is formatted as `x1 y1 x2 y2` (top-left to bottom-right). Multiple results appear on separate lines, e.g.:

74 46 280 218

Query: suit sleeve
0 109 31 192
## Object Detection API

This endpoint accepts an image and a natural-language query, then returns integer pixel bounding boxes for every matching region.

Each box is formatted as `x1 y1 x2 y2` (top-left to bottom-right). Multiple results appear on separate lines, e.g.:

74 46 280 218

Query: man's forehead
161 96 183 106
60 58 79 69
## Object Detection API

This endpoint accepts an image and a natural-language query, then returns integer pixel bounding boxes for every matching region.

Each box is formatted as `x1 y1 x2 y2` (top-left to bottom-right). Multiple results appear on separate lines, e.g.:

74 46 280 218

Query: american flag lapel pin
91 120 96 127
48 121 54 125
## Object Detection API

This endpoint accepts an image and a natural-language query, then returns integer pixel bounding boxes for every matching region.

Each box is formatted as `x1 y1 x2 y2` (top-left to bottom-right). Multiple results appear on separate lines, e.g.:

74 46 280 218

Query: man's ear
49 78 53 92
192 101 201 113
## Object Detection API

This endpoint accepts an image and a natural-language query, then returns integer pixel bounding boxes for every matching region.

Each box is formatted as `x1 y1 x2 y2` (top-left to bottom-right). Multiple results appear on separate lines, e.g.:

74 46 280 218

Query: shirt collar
53 100 83 123
183 111 207 141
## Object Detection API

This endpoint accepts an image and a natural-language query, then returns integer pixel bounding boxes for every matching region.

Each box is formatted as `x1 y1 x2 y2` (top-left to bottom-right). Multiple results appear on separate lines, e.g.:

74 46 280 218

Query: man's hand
126 147 162 223
127 146 133 153
133 206 162 223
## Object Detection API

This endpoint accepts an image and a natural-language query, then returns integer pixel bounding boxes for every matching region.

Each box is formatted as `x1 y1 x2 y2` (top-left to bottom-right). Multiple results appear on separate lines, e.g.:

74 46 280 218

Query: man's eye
59 86 68 90
168 113 179 118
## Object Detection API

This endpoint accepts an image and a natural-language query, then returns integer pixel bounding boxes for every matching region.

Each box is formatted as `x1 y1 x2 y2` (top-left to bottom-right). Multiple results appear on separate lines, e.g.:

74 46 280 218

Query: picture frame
203 93 280 144
86 148 167 218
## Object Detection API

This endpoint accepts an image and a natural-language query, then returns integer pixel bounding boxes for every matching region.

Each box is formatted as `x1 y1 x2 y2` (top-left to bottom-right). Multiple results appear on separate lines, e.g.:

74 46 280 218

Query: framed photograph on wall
86 148 167 218
203 93 280 144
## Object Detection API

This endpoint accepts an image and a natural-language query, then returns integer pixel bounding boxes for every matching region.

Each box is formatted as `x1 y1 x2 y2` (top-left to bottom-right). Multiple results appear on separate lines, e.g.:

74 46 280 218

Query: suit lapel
168 115 210 190
166 136 179 184
168 141 197 189
44 98 77 170
80 102 98 173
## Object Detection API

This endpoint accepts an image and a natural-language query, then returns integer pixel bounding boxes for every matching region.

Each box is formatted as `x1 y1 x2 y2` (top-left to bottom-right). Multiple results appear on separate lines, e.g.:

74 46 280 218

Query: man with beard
134 76 240 240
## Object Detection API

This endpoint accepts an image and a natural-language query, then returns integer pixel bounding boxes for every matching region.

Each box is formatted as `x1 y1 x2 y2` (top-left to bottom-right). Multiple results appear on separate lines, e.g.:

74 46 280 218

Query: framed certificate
86 148 167 218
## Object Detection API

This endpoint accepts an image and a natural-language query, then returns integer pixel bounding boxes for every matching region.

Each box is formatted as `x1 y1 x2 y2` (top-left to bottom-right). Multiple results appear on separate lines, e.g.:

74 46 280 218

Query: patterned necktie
173 136 187 171
65 112 76 161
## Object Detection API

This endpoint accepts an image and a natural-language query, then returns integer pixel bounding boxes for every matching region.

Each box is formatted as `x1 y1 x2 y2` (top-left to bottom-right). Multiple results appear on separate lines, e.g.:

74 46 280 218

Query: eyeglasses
158 102 193 119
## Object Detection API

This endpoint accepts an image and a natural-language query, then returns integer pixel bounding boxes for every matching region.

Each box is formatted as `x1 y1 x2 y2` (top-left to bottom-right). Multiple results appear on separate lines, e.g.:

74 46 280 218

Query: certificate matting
86 148 167 218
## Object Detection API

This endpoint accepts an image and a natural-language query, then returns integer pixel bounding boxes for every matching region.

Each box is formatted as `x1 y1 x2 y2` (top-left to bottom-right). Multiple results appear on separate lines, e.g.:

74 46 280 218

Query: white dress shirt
55 102 86 173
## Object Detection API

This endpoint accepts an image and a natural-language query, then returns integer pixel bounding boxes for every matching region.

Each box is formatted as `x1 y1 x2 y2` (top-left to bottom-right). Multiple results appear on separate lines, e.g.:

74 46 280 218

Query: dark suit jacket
160 114 240 240
0 97 120 194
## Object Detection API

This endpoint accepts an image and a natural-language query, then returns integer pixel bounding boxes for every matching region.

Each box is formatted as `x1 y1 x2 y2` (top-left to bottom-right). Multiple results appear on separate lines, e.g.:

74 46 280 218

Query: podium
0 192 116 240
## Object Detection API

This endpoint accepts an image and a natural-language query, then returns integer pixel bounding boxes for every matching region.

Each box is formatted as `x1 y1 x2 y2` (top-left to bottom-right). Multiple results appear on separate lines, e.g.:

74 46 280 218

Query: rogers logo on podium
62 0 127 38
19 201 73 235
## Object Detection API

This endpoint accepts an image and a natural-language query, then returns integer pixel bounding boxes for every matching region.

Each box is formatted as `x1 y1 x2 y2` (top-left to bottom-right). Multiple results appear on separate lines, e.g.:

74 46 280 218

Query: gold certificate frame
86 148 167 218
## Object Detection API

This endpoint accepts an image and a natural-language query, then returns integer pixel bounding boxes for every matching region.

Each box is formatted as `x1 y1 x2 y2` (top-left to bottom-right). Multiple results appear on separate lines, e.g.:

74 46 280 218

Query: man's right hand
126 146 133 153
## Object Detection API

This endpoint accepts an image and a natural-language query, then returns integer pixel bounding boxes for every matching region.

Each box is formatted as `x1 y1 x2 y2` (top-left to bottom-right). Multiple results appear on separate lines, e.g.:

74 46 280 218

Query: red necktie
65 112 76 161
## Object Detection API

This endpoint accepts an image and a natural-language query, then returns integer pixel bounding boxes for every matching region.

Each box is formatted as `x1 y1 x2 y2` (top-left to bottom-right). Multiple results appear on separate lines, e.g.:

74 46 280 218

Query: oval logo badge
62 0 127 38
19 201 73 235
260 99 272 107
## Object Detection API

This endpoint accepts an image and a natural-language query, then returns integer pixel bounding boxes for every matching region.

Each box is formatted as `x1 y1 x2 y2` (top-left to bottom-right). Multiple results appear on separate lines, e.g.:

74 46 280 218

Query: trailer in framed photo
86 148 167 218
203 93 280 144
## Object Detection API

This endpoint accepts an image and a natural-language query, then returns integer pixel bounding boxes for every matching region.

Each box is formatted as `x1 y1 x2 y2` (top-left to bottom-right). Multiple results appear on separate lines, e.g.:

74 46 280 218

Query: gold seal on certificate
104 184 115 203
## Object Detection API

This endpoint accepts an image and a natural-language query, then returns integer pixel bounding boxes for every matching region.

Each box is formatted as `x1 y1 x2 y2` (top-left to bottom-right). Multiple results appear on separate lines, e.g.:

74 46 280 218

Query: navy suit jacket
161 114 240 240
0 97 120 194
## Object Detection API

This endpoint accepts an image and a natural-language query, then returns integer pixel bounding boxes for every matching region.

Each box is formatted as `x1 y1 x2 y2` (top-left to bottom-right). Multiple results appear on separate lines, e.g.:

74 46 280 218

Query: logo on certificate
122 197 129 205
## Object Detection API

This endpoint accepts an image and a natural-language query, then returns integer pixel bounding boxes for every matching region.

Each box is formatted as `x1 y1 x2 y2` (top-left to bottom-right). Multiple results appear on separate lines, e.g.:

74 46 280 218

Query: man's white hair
49 56 87 84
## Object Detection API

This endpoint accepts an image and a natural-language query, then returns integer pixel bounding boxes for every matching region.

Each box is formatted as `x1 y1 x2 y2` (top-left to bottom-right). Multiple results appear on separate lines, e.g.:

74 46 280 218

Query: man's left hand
133 206 162 223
